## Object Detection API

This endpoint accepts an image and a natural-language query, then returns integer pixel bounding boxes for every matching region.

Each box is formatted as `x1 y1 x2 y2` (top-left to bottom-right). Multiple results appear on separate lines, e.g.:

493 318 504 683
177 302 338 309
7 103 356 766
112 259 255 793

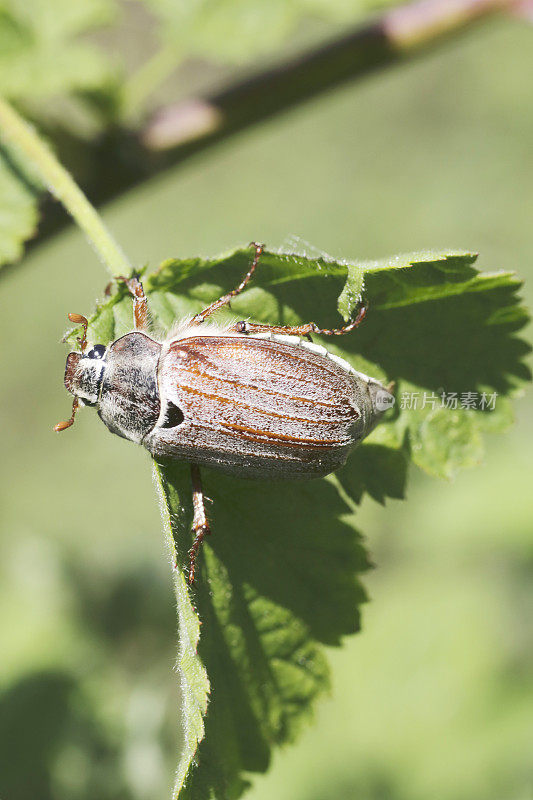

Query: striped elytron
55 244 394 582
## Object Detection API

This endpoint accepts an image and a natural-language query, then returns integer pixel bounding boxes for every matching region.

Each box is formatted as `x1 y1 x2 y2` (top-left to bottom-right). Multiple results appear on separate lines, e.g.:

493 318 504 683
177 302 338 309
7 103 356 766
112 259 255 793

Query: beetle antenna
68 313 89 353
54 397 79 432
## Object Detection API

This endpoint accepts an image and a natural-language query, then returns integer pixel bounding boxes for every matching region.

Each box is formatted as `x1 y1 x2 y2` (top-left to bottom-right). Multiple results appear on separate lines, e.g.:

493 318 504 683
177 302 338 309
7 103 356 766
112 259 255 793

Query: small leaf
0 146 40 268
0 0 116 101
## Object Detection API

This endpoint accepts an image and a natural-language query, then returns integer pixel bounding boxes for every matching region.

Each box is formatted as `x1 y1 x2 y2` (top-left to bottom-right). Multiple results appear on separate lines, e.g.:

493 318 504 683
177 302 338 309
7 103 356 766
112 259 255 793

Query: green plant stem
0 97 132 277
122 42 183 120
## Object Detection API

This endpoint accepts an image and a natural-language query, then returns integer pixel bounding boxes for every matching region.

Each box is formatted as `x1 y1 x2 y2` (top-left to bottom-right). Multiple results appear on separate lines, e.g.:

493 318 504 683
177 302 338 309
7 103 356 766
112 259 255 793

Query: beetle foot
188 523 211 584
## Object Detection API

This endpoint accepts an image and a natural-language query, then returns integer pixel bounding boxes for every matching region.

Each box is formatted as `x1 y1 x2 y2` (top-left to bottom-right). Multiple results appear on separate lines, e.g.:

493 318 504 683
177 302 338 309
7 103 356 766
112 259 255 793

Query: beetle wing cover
148 336 364 478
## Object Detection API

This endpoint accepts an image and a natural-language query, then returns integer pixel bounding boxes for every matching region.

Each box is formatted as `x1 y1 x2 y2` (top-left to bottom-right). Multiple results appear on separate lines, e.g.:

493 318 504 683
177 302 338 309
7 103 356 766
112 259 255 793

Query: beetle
56 243 394 583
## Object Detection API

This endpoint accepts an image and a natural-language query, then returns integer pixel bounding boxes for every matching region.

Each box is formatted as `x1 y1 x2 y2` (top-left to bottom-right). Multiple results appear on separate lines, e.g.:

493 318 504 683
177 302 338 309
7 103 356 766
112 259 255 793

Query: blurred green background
1 9 532 800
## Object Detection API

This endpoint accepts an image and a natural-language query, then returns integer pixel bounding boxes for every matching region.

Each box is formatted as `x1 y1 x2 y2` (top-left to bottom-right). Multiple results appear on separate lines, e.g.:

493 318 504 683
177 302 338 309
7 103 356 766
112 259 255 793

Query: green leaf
0 0 116 101
66 245 530 798
156 462 367 800
337 427 410 505
0 146 40 267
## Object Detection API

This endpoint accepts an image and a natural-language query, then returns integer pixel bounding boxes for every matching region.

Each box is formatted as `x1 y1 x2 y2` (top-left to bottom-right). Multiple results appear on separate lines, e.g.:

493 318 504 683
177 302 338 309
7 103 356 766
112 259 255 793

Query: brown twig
0 0 522 276
143 0 512 151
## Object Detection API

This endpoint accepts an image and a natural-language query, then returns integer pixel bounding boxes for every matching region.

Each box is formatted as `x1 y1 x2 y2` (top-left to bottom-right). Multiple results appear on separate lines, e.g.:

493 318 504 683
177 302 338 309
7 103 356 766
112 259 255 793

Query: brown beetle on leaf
56 244 394 583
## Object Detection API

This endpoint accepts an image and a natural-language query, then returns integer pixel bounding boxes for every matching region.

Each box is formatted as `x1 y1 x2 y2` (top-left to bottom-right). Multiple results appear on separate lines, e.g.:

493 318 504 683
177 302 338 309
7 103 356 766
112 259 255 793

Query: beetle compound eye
161 401 185 428
87 344 106 359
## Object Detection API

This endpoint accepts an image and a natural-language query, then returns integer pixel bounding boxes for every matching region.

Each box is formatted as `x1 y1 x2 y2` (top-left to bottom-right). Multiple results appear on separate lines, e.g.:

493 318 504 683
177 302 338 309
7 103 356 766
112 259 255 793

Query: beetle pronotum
56 244 394 583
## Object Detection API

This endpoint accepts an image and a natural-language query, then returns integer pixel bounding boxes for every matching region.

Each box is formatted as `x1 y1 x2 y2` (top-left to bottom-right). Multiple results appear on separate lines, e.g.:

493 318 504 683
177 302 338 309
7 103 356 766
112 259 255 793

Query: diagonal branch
1 0 522 272
143 0 512 151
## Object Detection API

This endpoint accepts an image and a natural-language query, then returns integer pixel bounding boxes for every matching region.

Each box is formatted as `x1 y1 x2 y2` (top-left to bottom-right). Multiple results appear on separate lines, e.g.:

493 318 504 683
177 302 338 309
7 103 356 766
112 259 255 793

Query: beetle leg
67 313 89 352
54 397 80 432
188 464 211 585
191 242 264 325
232 301 367 337
116 274 150 331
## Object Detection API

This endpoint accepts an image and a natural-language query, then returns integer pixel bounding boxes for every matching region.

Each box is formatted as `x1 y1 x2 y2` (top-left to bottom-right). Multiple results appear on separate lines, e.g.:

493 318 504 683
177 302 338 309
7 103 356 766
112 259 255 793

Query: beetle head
64 345 107 405
55 312 107 432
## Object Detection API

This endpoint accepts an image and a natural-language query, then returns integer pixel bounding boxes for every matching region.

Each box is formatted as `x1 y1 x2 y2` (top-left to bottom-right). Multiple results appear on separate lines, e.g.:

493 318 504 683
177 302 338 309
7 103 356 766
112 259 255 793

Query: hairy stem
0 97 132 277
